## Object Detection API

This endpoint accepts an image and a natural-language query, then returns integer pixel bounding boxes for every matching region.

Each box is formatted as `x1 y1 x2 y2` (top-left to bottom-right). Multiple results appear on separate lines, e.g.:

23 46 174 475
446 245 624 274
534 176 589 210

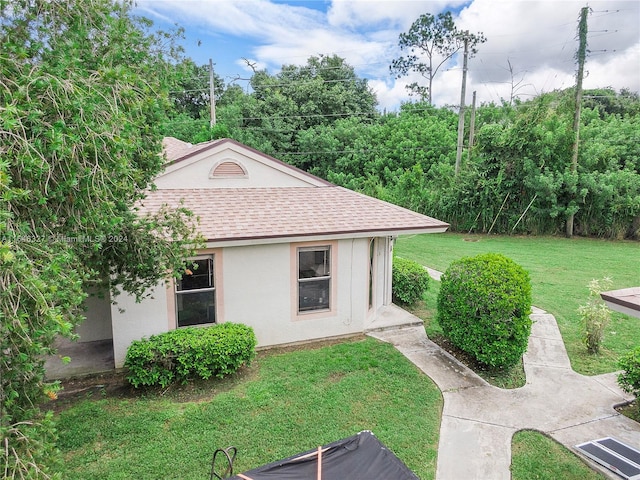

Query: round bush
437 253 532 369
618 346 640 400
124 322 257 388
392 256 430 305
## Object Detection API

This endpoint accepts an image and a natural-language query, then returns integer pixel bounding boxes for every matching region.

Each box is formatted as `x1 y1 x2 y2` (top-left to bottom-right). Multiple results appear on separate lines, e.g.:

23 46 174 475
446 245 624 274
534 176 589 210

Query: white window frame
297 245 331 314
175 255 216 327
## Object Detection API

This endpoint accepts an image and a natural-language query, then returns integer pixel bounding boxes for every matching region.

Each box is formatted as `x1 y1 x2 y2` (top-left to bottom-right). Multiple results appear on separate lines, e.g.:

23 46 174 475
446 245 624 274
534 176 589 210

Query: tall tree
237 54 378 167
0 0 199 476
390 12 486 104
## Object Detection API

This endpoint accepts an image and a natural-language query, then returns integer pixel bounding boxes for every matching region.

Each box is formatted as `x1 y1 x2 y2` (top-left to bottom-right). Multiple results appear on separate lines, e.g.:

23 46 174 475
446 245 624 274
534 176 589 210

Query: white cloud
456 0 640 104
327 0 457 29
584 43 640 93
139 0 324 37
137 0 640 110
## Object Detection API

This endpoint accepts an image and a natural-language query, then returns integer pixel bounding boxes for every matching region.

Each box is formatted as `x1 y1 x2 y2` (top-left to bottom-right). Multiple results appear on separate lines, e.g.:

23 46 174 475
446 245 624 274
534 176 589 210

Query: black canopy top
231 431 418 480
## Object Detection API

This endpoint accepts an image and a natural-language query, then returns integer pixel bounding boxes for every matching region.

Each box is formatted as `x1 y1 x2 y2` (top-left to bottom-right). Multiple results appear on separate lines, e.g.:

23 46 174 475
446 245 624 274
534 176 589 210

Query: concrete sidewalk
368 307 639 479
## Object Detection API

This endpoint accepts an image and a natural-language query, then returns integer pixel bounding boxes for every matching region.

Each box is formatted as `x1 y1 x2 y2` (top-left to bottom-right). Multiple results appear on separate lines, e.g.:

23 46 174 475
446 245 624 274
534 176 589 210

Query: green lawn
55 338 442 479
511 430 605 480
396 232 640 375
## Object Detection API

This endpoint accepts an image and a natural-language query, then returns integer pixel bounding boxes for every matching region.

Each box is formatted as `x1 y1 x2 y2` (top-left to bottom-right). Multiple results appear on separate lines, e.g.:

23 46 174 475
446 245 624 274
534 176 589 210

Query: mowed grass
511 430 606 480
55 338 442 479
396 232 640 375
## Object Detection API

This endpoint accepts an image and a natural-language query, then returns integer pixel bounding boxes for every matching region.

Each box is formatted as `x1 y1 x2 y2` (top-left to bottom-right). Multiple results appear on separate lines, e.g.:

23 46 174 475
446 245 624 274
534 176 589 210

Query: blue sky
136 0 640 110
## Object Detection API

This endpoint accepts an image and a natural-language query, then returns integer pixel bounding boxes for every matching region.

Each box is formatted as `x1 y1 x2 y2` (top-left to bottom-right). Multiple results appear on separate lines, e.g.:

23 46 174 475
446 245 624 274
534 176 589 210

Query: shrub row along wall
124 323 256 388
392 256 430 306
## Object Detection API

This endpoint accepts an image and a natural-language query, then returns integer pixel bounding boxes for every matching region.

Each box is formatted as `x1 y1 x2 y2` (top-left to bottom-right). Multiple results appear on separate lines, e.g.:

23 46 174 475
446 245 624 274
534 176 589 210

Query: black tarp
230 431 419 480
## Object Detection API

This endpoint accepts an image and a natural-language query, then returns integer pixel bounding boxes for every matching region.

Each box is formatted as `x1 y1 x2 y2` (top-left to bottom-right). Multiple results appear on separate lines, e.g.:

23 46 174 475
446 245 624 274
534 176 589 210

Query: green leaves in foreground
618 346 640 407
1 0 199 476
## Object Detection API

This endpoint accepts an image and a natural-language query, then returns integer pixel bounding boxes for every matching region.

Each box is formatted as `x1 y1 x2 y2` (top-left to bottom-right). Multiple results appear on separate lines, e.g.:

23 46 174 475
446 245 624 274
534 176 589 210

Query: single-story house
70 138 448 371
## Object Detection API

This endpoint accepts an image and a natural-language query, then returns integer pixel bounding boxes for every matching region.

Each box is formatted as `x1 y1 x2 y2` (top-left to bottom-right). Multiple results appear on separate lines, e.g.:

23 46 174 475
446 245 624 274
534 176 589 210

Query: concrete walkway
368 306 640 479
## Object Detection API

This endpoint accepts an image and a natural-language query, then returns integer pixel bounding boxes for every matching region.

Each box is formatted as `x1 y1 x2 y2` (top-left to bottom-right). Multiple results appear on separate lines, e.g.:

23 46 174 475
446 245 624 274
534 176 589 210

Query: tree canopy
1 0 199 476
390 12 486 104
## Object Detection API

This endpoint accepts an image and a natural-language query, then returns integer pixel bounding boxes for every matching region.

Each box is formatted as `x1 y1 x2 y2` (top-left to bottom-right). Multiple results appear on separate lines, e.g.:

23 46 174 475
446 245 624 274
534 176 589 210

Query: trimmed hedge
124 323 257 388
392 256 430 306
437 253 532 369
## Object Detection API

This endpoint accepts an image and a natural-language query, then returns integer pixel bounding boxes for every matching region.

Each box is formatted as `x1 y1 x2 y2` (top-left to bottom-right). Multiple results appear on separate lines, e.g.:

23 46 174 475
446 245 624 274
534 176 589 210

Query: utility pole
467 90 477 164
209 58 216 128
455 32 469 176
566 6 589 238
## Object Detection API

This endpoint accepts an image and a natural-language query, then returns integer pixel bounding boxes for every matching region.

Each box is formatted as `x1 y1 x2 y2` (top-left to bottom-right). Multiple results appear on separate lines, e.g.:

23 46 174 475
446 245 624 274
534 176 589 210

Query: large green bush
437 253 532 368
392 256 430 305
618 346 640 410
124 323 256 388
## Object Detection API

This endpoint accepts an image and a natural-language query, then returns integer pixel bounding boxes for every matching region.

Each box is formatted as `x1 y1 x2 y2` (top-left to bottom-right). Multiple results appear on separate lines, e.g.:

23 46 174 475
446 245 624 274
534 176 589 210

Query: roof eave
203 225 449 248
600 287 640 319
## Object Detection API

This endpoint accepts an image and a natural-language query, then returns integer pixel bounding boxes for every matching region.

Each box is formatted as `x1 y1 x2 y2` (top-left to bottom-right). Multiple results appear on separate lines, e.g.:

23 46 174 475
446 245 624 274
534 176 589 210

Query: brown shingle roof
162 137 218 162
139 186 448 242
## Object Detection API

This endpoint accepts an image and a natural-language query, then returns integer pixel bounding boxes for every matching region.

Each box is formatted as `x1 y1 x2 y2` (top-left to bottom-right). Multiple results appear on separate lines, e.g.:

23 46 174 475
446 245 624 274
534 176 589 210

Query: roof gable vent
210 160 248 179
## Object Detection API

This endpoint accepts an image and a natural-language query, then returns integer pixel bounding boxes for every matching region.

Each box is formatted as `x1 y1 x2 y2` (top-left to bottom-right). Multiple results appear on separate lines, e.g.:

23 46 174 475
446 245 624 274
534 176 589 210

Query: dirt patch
428 334 526 389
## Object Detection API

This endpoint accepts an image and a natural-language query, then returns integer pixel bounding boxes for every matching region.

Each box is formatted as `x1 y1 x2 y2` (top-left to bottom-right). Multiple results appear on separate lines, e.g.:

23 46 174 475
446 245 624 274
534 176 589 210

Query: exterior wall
76 292 113 342
219 238 371 347
110 283 170 368
155 149 317 189
106 236 389 367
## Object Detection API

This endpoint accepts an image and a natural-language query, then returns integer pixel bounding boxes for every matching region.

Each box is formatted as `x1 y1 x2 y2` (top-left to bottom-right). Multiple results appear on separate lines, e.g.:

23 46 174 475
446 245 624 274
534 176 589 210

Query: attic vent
210 160 247 178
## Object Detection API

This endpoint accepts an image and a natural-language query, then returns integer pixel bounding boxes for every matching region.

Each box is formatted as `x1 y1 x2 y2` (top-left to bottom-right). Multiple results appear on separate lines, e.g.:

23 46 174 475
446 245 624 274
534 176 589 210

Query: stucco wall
107 237 383 367
155 149 316 189
220 238 371 347
110 283 170 368
76 292 113 342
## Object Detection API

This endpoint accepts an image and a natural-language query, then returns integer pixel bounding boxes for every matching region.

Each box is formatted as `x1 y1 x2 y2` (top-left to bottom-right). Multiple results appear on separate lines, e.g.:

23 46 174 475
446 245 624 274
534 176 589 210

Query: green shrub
392 256 430 305
124 323 256 388
437 253 532 369
578 277 613 354
618 346 640 410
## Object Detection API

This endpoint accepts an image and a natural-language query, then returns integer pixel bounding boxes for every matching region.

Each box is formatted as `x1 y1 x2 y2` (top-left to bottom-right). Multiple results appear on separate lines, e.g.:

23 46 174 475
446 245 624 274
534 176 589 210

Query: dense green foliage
0 1 199 476
618 347 640 407
437 253 532 368
392 256 430 305
56 339 442 479
171 63 639 239
168 55 379 160
124 323 257 388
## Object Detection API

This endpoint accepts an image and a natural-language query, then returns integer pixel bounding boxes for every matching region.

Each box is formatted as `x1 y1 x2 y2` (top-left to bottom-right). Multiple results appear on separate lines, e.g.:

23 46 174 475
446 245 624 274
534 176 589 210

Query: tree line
165 57 640 240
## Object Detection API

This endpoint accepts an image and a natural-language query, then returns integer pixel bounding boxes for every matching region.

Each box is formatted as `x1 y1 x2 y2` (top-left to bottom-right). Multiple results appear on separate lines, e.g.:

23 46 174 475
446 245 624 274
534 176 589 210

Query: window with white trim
298 246 331 312
175 256 215 326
